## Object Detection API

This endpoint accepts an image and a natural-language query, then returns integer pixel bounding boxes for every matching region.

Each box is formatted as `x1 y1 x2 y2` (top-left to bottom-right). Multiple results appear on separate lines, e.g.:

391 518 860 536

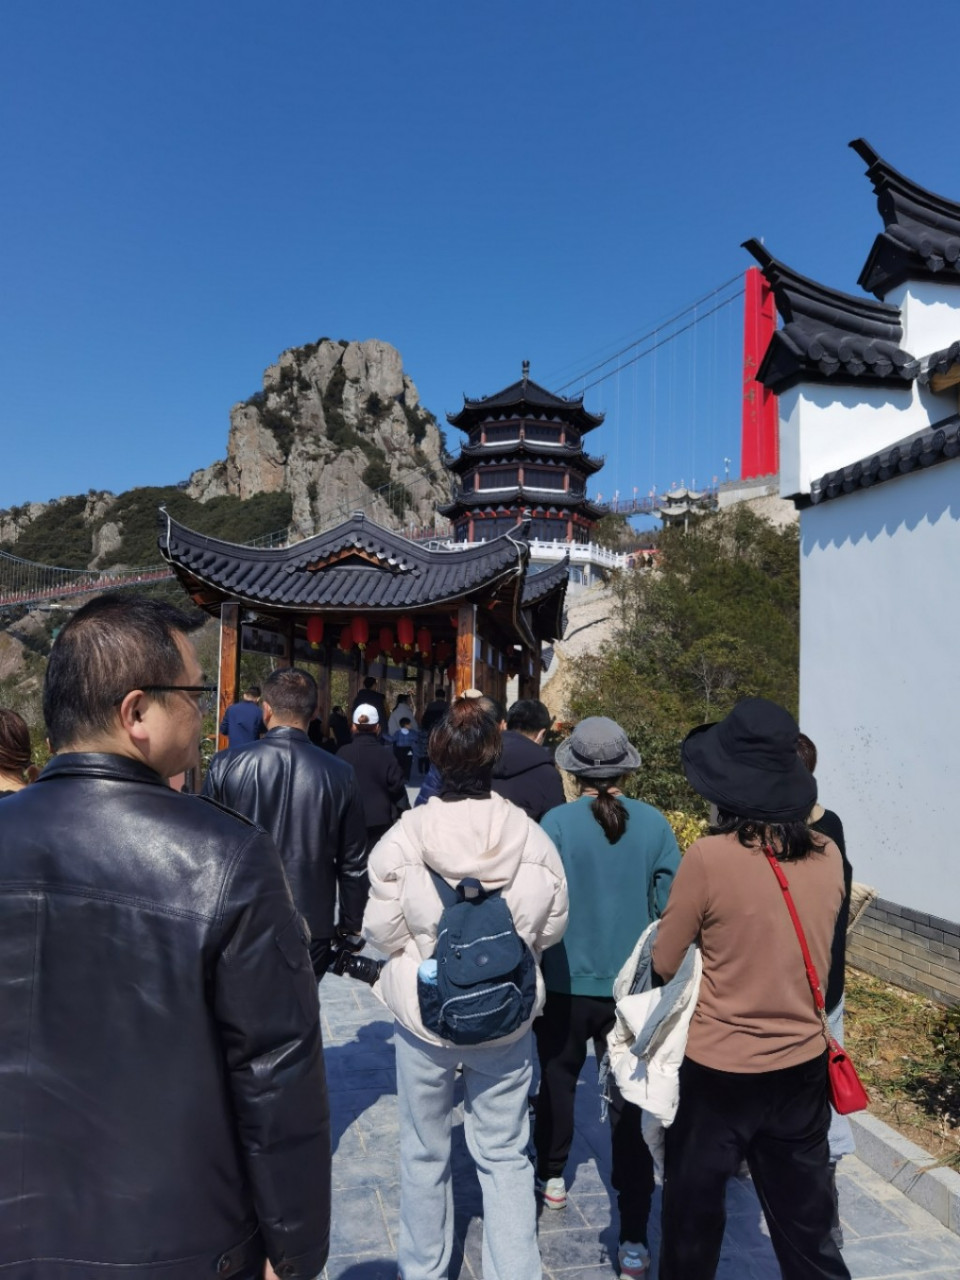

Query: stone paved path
319 970 960 1280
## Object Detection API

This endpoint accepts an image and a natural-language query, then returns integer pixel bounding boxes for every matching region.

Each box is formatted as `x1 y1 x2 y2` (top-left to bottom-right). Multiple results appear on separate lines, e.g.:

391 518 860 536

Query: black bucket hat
554 716 642 780
681 697 816 822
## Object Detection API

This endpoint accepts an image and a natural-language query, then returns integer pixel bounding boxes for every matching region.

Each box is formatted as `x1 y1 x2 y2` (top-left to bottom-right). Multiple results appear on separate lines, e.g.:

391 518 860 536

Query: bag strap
426 866 460 909
762 843 833 1045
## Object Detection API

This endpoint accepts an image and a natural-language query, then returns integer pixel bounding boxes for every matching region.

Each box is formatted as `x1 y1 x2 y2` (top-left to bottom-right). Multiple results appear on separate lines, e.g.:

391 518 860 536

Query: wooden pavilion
158 508 569 749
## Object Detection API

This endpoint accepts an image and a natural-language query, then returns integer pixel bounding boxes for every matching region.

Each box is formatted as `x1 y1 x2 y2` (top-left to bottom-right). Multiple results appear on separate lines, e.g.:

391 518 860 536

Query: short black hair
245 685 261 699
507 699 551 734
262 668 318 723
363 676 377 690
399 716 411 727
43 593 201 751
434 687 447 700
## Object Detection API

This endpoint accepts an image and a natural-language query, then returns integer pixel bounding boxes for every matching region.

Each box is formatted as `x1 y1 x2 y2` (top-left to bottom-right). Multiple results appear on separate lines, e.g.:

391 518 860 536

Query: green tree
569 505 800 813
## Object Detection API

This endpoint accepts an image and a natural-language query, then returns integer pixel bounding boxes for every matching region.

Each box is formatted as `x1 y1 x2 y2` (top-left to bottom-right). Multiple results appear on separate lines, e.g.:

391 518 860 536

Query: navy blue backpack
418 870 537 1046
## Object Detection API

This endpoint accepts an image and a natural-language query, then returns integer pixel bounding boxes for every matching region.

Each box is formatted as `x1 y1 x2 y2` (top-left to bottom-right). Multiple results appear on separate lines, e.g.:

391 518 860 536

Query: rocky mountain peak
187 337 451 538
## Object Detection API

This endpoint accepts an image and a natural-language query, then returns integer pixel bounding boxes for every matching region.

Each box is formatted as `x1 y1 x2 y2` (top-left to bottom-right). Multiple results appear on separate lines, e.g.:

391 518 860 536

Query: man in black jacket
204 668 368 977
493 698 565 821
0 594 329 1280
336 702 410 852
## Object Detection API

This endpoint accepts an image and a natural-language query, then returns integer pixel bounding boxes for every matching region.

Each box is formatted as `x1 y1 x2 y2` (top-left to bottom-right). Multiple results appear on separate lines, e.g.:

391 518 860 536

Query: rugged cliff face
187 337 451 537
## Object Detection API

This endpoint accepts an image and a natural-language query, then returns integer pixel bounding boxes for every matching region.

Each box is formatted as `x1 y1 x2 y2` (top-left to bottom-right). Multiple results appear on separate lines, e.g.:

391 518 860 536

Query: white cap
352 703 380 725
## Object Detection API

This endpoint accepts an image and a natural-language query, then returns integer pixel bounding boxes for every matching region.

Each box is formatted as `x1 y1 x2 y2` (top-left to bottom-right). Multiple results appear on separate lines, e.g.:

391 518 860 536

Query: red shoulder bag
763 844 868 1115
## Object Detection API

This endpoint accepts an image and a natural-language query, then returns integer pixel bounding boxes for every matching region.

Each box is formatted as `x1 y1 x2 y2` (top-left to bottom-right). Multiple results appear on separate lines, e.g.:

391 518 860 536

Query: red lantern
446 662 456 684
397 616 414 650
352 616 369 651
379 626 394 653
306 615 324 649
416 627 431 658
338 623 353 653
449 613 458 629
391 645 405 665
365 639 381 663
435 641 452 665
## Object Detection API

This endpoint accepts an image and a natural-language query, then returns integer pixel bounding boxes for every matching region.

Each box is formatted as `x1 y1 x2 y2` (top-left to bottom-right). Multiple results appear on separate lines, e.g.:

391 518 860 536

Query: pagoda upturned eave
449 442 604 477
438 492 605 521
447 375 603 435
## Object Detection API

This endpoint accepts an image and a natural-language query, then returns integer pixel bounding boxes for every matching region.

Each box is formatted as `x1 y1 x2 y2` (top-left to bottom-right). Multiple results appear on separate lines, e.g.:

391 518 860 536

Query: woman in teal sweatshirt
534 717 680 1280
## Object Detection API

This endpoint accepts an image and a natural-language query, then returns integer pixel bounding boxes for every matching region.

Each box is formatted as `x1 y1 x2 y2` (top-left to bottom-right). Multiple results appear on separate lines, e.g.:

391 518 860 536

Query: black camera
327 936 384 986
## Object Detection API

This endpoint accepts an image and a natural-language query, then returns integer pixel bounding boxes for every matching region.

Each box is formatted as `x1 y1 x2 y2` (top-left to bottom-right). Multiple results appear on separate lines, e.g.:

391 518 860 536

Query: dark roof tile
744 239 917 393
807 414 960 506
852 139 960 297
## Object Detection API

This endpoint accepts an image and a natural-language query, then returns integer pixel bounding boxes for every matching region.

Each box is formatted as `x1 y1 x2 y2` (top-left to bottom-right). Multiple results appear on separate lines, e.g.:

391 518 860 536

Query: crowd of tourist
0 592 854 1280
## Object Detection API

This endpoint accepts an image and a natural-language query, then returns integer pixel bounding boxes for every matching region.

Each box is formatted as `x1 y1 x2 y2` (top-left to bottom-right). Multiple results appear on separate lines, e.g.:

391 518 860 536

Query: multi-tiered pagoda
440 363 605 543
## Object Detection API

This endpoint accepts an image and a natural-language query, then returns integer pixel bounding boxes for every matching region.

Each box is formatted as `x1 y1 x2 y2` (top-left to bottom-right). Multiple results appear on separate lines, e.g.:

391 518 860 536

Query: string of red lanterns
306 614 459 672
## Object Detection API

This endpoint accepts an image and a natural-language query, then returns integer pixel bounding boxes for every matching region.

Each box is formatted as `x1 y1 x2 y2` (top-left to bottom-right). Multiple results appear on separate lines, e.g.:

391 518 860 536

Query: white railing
528 540 629 568
446 537 630 570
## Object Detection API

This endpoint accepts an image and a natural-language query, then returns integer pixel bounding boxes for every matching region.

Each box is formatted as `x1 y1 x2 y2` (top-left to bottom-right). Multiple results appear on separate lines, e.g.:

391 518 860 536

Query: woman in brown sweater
652 698 850 1280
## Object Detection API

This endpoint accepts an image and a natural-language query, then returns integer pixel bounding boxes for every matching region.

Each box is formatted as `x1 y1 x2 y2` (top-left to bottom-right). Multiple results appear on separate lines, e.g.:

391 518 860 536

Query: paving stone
321 971 960 1280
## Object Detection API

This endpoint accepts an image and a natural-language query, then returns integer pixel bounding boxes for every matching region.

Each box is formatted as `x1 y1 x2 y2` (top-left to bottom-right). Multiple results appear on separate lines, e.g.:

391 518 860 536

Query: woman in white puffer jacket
363 696 568 1280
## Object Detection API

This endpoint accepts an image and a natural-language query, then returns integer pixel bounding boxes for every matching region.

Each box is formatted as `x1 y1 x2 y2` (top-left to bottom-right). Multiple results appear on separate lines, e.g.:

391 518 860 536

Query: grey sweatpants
394 1022 542 1280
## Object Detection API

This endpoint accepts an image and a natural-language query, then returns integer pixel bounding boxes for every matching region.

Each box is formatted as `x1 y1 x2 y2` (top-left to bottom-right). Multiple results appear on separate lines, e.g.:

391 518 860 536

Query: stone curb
850 1110 960 1234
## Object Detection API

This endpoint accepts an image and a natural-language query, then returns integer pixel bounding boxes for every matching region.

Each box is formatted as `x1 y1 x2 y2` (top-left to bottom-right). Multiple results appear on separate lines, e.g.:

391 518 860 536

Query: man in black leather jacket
203 667 368 976
0 595 330 1280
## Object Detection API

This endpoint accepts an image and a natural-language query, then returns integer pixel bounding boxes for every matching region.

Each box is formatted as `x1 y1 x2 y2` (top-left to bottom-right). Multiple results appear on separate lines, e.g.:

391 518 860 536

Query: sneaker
536 1175 566 1210
618 1241 650 1278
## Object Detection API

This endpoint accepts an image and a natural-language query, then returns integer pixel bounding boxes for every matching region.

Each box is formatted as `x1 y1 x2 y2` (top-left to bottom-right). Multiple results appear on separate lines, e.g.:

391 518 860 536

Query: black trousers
660 1054 851 1280
533 991 654 1246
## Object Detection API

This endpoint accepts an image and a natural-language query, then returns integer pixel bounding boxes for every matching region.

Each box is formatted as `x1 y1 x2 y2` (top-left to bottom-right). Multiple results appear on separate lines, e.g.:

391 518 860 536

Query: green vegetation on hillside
4 488 293 571
570 506 800 813
4 497 95 568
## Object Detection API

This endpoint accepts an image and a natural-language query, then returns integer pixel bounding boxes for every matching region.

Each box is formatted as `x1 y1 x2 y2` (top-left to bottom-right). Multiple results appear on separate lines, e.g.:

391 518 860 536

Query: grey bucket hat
554 716 641 779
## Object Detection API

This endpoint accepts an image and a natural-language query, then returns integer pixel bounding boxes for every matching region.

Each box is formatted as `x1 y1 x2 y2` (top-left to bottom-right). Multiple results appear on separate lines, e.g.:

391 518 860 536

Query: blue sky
2 1 957 520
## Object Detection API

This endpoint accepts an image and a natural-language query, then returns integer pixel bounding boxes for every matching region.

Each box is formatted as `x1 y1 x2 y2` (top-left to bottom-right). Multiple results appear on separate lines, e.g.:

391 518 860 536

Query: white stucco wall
886 280 960 357
779 382 919 497
799 460 960 920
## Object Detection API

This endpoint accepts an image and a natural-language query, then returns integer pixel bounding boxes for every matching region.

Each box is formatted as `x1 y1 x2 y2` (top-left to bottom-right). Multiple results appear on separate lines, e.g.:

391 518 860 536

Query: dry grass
844 967 960 1167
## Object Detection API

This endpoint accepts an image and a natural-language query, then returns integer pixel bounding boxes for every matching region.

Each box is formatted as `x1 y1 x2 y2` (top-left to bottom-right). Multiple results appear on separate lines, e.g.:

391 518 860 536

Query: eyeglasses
114 684 217 713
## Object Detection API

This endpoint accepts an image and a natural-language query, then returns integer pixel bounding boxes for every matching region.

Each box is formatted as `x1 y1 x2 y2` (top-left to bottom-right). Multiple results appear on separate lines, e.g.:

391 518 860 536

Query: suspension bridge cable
552 273 744 392
572 290 743 397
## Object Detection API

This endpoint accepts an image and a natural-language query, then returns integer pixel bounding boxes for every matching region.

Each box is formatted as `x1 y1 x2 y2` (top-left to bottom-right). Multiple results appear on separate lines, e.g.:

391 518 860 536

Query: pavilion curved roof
743 239 917 393
447 375 604 434
852 138 960 298
521 555 570 641
159 509 531 615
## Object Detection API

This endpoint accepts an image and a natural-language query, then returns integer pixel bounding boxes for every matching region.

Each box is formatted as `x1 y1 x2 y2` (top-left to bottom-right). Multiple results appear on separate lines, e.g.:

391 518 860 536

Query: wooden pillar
216 603 241 753
415 664 425 719
456 603 476 695
518 646 542 702
316 647 331 729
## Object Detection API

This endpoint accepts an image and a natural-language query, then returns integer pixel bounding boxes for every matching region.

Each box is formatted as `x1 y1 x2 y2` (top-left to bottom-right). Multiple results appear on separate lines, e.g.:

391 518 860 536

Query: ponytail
588 779 628 844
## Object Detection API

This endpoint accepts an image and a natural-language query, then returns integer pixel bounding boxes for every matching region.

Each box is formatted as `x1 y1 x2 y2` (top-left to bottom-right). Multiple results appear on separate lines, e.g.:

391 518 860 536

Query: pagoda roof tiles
743 239 917 393
440 488 604 517
450 442 604 476
807 413 960 506
852 139 960 298
158 509 534 617
448 374 604 433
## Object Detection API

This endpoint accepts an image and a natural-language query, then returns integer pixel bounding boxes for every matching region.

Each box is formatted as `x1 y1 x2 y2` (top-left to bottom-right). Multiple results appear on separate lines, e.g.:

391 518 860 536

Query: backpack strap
426 866 460 908
426 868 500 905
